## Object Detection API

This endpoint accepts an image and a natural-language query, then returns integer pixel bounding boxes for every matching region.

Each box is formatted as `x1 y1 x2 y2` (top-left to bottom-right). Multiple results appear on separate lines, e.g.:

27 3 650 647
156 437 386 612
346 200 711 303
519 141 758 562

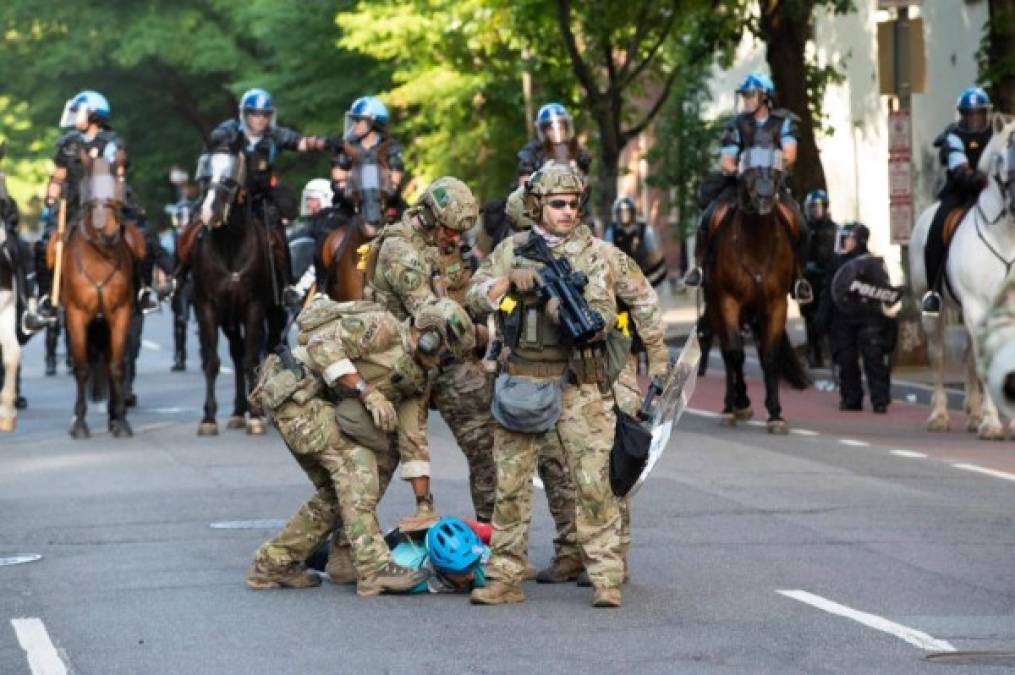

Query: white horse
909 115 1015 439
0 230 21 432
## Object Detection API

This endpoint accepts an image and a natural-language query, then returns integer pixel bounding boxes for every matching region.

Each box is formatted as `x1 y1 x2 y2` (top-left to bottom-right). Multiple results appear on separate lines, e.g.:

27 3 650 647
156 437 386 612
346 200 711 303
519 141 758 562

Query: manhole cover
0 554 42 567
209 519 286 530
926 651 1015 666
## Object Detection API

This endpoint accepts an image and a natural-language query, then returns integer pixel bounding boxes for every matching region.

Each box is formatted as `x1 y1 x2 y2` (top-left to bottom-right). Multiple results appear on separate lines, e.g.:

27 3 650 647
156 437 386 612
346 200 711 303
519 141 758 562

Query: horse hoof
110 420 133 438
246 418 266 435
197 421 219 436
227 415 246 430
926 414 950 433
966 416 982 433
734 406 753 421
69 420 90 439
124 393 138 408
720 413 737 427
0 417 14 433
977 420 1006 441
766 418 788 434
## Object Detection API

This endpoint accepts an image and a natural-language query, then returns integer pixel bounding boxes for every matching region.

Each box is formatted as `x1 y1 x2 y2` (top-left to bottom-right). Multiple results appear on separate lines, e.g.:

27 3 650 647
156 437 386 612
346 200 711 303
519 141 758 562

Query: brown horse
49 156 145 438
319 220 369 300
705 151 810 433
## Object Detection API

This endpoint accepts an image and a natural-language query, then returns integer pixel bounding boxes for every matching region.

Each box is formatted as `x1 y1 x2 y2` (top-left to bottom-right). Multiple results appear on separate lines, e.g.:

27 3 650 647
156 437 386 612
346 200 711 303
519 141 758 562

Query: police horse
705 146 811 433
909 115 1015 440
192 151 285 436
0 234 19 432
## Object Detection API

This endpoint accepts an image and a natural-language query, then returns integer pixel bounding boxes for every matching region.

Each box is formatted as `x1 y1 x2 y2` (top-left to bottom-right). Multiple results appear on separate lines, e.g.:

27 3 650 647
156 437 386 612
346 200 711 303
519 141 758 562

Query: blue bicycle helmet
426 517 483 575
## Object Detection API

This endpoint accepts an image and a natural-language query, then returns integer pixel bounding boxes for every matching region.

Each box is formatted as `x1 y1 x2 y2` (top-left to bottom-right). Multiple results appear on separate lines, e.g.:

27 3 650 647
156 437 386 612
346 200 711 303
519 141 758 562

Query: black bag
609 408 651 497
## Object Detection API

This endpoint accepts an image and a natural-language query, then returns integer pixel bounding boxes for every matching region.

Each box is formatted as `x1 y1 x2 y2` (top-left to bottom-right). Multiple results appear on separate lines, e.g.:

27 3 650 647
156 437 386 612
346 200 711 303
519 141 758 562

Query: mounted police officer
516 103 592 186
604 196 667 287
683 73 812 303
330 96 405 233
921 87 994 315
27 90 159 331
801 189 838 367
363 177 497 526
205 88 331 285
817 222 898 413
1 144 42 342
467 162 624 608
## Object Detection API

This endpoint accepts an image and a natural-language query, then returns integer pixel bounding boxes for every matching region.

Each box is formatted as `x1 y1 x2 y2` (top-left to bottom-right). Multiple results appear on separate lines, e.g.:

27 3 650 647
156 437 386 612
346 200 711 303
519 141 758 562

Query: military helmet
418 177 479 232
414 298 476 361
505 186 534 231
523 161 584 219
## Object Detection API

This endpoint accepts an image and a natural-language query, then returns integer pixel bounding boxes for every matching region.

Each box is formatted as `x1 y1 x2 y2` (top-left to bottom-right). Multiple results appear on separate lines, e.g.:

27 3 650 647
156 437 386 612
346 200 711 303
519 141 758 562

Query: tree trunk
759 0 827 198
987 0 1015 114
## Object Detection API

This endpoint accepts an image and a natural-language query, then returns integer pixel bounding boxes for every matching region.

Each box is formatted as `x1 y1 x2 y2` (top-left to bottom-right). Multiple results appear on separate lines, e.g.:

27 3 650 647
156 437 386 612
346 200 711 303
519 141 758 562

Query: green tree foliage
978 0 1015 114
0 0 383 229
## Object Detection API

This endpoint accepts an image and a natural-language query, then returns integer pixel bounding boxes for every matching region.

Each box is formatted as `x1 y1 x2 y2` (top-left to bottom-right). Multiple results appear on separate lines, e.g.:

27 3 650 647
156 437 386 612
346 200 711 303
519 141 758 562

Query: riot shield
830 254 902 317
288 233 316 282
628 332 702 497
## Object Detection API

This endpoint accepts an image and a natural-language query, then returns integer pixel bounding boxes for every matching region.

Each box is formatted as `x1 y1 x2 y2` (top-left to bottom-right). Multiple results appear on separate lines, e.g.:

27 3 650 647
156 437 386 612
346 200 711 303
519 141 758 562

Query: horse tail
777 332 811 390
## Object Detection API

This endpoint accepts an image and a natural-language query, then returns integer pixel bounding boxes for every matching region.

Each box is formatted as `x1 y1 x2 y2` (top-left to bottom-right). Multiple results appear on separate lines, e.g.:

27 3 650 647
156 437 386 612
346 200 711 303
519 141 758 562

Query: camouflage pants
253 397 398 582
487 382 623 589
538 356 639 566
432 359 497 521
253 398 349 569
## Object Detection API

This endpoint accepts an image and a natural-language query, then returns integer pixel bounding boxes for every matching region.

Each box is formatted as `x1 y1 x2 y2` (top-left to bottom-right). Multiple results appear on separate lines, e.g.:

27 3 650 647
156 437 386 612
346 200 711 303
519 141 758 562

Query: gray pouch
490 373 562 434
334 397 392 452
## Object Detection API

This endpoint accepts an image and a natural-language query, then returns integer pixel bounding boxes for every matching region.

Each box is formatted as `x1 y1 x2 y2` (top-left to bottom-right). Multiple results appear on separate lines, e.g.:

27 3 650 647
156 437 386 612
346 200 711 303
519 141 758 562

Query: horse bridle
973 130 1015 275
72 200 128 316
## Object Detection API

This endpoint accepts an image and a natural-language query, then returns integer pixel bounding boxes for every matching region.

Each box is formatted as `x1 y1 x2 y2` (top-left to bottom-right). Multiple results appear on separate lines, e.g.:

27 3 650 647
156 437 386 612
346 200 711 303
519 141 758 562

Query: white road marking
0 554 42 567
687 407 720 418
221 366 234 375
776 590 956 652
141 339 162 351
209 519 287 529
790 428 819 437
11 617 69 675
746 420 765 427
890 450 927 459
149 406 192 414
952 463 1015 483
838 439 869 447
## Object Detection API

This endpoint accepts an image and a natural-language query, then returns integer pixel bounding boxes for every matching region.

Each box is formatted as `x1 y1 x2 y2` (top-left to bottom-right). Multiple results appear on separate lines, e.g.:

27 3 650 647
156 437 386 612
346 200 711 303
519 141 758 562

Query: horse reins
72 212 128 317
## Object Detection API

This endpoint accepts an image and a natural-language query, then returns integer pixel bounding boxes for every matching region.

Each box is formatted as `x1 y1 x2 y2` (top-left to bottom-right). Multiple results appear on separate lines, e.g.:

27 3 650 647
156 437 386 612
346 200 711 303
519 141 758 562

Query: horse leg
265 303 285 353
0 293 19 432
963 305 1006 440
243 304 267 435
196 302 220 436
962 336 984 432
106 306 133 438
66 309 91 439
757 303 789 434
224 325 247 430
925 312 951 432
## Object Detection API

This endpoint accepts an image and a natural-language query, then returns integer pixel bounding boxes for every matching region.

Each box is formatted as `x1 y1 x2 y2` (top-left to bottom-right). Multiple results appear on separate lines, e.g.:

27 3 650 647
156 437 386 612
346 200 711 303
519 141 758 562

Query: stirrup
138 287 161 315
920 290 942 317
683 266 704 288
793 279 814 305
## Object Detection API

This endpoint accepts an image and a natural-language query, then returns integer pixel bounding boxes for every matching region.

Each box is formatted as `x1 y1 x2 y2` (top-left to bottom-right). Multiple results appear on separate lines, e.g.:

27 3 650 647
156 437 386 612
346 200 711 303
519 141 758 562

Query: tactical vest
736 111 788 152
935 123 992 171
55 130 122 211
343 138 395 224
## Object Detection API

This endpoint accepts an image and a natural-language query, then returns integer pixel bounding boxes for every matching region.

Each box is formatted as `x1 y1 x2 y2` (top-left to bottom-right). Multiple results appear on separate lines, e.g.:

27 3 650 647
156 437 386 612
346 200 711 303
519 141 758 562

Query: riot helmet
804 189 830 222
238 88 276 137
535 103 574 145
59 90 111 129
612 196 637 226
956 87 991 134
735 73 775 115
300 178 333 216
837 221 869 254
345 96 389 141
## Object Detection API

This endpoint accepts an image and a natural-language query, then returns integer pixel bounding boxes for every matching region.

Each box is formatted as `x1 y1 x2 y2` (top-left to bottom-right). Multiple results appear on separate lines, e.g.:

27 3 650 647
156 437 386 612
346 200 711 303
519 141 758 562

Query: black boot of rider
15 366 27 410
172 322 186 372
45 323 59 376
683 223 708 288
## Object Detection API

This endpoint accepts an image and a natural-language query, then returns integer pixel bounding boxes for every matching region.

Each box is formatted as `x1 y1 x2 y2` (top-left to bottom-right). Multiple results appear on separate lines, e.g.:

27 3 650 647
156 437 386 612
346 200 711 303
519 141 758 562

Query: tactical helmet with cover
417 177 478 232
413 298 476 361
505 186 534 231
523 161 584 220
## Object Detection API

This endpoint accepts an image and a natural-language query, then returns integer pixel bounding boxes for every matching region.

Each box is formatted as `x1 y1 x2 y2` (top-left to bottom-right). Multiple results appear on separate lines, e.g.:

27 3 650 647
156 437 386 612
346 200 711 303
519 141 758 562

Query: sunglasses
547 199 579 211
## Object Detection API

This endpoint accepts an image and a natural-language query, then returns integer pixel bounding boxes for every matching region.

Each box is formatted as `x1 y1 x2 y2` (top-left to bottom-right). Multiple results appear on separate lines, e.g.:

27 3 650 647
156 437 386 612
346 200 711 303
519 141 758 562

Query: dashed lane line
951 463 1015 483
838 439 870 447
10 618 68 675
141 339 162 351
790 428 819 437
890 450 928 459
776 590 956 652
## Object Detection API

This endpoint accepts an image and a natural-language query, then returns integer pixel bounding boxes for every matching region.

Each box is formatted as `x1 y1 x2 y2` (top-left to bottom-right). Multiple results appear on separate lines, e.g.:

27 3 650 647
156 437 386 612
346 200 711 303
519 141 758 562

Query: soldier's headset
416 323 459 367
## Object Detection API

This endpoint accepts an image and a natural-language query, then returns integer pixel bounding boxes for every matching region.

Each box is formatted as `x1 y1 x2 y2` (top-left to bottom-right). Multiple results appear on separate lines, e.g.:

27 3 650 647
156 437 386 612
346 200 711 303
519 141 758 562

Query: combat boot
356 562 429 597
577 562 630 587
524 560 538 581
470 581 524 605
325 545 357 585
245 561 321 590
399 494 439 532
535 555 584 584
592 586 622 608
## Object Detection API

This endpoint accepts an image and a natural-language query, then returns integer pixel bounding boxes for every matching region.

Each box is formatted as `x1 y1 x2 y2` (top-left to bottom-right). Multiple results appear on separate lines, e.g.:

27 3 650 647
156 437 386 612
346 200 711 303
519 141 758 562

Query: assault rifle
515 233 605 344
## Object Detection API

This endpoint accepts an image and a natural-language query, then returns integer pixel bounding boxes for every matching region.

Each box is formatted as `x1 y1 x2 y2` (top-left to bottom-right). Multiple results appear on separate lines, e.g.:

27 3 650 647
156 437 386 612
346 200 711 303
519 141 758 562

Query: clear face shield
344 114 373 142
735 89 763 115
241 108 275 138
618 204 636 226
59 98 86 128
805 200 826 222
537 115 574 144
959 108 990 134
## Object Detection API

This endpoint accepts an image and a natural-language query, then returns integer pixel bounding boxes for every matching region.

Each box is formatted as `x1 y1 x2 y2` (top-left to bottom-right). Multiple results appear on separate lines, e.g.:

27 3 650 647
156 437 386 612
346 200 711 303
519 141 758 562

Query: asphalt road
2 310 1015 674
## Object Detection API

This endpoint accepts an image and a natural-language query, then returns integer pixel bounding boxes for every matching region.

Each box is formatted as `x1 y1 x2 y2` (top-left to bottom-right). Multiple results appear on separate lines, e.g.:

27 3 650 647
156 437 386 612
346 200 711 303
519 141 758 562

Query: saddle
940 204 972 247
175 218 203 265
705 199 801 241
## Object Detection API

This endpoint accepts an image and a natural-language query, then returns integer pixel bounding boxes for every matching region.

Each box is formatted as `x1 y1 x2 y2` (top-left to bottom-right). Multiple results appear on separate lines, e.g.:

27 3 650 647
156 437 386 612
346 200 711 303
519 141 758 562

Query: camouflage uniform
364 178 497 520
537 245 669 576
978 269 1015 419
250 299 430 585
467 223 625 591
